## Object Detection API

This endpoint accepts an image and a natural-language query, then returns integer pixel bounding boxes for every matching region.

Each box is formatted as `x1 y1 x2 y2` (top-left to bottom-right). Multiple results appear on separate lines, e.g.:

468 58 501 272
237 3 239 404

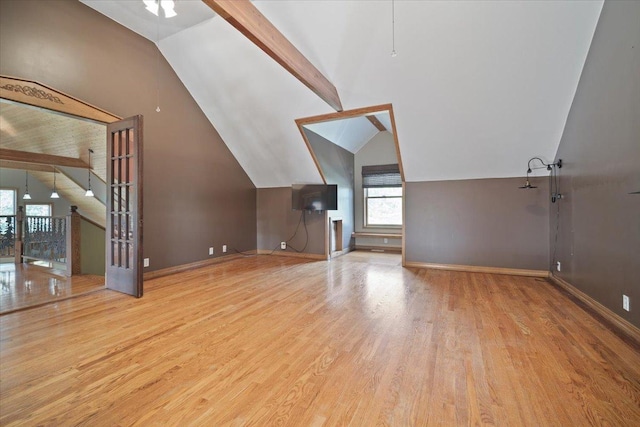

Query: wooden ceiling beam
202 0 343 111
366 115 387 132
0 160 59 172
0 149 88 169
295 103 392 126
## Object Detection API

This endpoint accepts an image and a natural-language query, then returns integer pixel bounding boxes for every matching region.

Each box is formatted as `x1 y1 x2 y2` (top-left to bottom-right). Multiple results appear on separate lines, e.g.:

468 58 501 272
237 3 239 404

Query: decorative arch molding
0 75 120 123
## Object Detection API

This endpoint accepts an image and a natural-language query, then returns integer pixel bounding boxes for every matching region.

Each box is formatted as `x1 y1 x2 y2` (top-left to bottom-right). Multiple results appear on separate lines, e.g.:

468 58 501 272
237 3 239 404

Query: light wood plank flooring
0 263 105 314
1 253 638 426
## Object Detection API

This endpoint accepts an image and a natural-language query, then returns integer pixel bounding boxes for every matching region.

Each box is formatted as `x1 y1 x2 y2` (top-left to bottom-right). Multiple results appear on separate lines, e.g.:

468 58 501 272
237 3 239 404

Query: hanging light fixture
519 157 563 203
85 148 95 197
142 0 175 111
143 0 177 18
154 1 162 113
23 171 32 200
50 167 59 199
391 0 398 57
519 176 537 189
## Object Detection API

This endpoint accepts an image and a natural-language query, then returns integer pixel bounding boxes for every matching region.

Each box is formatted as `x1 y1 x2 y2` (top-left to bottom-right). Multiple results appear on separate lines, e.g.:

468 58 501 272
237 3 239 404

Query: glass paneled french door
106 116 143 297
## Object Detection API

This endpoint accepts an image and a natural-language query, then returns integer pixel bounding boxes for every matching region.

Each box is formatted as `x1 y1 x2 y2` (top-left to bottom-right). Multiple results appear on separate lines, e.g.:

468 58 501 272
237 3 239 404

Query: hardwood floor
1 253 638 426
0 263 105 314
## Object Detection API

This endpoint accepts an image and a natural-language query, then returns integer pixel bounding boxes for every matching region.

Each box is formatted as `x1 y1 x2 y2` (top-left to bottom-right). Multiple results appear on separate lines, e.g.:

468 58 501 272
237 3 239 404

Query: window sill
352 232 402 239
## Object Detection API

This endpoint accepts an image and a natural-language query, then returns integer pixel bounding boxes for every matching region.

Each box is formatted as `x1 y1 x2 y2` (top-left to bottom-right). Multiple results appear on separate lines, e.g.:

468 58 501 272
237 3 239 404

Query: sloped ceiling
0 100 107 225
80 0 216 40
304 114 388 154
0 101 107 181
81 0 603 186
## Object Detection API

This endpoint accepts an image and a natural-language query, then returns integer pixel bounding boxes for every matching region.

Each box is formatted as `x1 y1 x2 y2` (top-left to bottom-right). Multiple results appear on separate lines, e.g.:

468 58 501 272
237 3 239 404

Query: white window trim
0 188 18 216
364 187 403 228
25 203 53 217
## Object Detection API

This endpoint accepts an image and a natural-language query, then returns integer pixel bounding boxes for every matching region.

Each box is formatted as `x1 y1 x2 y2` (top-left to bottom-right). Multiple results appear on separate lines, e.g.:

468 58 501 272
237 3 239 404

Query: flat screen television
292 184 338 211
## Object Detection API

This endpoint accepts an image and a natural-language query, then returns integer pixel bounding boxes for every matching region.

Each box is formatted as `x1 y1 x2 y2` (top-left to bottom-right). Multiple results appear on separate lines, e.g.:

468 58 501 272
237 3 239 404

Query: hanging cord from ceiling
155 4 161 113
85 148 94 197
391 0 397 57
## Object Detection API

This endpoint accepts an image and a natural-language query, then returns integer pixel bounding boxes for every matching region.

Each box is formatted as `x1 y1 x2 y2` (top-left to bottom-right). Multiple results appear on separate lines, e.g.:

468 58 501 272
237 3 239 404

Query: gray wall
0 169 72 217
0 0 257 272
81 218 105 276
257 187 326 255
552 0 640 327
304 129 355 251
405 177 550 270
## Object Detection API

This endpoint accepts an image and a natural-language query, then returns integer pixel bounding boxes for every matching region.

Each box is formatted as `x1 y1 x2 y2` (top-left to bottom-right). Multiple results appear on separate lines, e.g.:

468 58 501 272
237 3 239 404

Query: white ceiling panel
80 0 216 42
304 116 379 154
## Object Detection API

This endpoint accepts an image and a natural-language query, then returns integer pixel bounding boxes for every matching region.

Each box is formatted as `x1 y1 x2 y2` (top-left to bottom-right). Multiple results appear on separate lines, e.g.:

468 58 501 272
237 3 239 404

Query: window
25 204 52 217
365 187 402 226
0 189 17 216
362 164 402 227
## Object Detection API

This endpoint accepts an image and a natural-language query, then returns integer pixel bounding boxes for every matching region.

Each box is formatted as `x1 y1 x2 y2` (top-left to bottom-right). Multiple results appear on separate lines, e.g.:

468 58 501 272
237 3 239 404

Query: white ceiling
304 113 391 154
81 0 216 41
81 0 603 186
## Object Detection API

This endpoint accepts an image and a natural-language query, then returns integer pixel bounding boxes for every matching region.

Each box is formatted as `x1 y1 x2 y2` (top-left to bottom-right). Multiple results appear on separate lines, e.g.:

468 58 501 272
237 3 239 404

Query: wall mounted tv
292 184 338 211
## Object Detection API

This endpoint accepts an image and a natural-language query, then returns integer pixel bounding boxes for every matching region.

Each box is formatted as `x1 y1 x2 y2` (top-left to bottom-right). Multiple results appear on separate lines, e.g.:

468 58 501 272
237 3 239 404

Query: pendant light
519 157 563 202
23 171 32 200
85 148 94 197
50 167 59 199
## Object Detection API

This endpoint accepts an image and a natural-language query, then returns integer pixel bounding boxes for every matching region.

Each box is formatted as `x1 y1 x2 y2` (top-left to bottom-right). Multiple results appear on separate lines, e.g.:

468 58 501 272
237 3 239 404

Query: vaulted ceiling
304 112 392 155
81 0 603 187
0 101 106 181
0 99 108 226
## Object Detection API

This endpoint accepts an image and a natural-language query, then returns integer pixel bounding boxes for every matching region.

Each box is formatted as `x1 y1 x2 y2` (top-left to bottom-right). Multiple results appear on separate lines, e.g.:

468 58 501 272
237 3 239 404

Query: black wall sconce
520 157 563 203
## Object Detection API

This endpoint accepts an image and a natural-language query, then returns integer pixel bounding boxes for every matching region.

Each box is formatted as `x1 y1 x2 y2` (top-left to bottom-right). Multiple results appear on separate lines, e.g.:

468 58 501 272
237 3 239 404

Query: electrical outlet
209 247 214 255
383 238 388 244
143 258 150 267
222 245 227 253
281 241 286 250
556 261 561 272
623 295 630 312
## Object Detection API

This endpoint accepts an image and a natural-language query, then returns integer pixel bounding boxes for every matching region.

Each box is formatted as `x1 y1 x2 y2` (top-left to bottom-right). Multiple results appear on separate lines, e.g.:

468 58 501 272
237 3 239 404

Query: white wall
0 169 72 216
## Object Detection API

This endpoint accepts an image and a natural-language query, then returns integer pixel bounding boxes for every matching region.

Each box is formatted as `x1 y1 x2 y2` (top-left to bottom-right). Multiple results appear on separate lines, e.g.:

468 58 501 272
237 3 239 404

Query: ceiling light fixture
51 167 59 199
391 0 397 57
85 148 94 197
519 157 563 203
143 0 176 18
23 171 32 200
